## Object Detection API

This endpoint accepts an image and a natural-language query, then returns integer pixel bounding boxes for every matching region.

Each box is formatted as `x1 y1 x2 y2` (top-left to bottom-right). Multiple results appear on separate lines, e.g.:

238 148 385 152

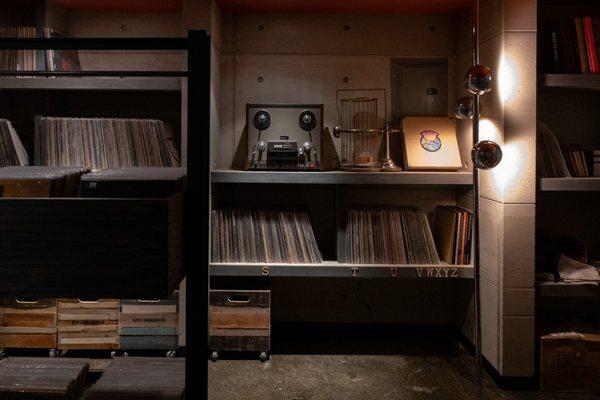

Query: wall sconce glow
498 58 516 103
491 142 519 192
478 118 501 142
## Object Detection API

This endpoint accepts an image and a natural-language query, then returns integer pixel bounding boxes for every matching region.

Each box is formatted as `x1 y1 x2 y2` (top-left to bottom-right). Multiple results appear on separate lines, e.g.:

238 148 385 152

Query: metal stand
471 0 484 390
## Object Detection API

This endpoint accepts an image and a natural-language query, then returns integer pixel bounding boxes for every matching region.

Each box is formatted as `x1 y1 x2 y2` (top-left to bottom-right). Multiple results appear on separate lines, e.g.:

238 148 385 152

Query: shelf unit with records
536 0 600 338
0 76 181 92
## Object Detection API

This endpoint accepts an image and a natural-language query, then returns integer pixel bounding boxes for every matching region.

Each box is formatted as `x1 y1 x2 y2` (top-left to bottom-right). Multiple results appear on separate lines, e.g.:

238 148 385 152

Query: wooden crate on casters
119 293 179 356
0 299 57 358
57 299 119 355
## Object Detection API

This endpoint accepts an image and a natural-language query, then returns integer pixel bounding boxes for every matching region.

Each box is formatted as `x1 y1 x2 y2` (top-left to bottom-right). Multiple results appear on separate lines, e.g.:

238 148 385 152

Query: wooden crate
209 290 270 354
0 194 183 298
119 295 179 350
58 299 119 350
0 299 57 349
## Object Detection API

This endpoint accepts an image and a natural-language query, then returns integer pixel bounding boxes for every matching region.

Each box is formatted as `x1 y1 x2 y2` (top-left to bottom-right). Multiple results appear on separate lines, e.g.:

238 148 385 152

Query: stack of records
0 119 28 167
119 294 179 351
83 357 184 400
537 123 570 178
562 144 590 177
0 26 38 72
57 299 119 350
433 206 474 265
211 209 323 263
0 166 88 197
345 207 440 265
40 117 180 170
594 150 600 177
80 167 186 198
0 357 89 400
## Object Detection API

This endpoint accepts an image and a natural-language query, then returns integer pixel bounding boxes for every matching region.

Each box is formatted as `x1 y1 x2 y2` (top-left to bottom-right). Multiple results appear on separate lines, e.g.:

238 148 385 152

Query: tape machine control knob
298 110 317 131
253 110 271 131
303 141 313 152
257 141 267 152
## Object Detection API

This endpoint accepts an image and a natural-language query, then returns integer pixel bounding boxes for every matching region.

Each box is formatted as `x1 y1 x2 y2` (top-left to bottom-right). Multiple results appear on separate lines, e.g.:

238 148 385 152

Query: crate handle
78 299 101 304
227 295 251 303
15 298 40 304
137 299 161 303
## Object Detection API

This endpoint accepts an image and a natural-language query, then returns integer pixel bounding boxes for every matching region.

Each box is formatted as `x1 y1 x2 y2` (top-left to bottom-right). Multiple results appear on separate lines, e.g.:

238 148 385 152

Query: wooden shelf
210 261 474 279
539 177 600 191
0 77 181 92
211 170 473 186
541 74 600 90
537 282 600 298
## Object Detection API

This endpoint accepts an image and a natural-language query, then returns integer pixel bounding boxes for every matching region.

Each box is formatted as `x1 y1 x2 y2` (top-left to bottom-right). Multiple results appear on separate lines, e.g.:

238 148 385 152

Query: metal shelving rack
0 31 211 400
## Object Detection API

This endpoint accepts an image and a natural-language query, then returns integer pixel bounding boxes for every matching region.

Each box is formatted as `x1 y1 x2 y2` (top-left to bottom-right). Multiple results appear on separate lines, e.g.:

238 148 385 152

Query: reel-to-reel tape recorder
246 104 323 170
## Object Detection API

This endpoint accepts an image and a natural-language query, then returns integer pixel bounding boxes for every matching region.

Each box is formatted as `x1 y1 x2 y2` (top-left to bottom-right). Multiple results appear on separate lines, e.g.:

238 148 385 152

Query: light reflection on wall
478 118 519 197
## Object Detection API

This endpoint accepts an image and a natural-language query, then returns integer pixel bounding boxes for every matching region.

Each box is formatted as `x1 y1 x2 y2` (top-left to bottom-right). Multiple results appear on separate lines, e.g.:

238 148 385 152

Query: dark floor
208 324 598 400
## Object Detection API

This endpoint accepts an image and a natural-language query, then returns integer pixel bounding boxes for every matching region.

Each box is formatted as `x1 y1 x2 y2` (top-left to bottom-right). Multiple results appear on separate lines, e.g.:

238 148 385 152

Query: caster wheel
110 351 117 359
166 350 176 358
0 349 5 360
49 349 57 358
59 350 68 358
123 352 130 357
259 352 268 362
210 351 218 362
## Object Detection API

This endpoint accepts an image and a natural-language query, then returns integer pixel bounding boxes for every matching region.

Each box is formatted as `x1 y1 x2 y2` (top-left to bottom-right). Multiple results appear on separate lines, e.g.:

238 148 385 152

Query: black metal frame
0 32 211 400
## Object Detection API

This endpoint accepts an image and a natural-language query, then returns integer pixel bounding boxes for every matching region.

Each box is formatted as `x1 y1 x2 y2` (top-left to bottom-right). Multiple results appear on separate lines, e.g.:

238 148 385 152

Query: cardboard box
541 332 600 393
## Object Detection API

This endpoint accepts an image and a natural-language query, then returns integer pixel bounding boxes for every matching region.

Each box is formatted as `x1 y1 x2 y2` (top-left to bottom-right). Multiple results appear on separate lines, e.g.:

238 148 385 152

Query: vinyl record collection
562 144 590 177
345 207 440 265
84 357 184 400
594 150 600 176
537 123 571 177
433 206 473 265
0 166 88 197
211 209 323 263
0 26 38 71
40 117 180 170
0 357 89 400
0 119 29 167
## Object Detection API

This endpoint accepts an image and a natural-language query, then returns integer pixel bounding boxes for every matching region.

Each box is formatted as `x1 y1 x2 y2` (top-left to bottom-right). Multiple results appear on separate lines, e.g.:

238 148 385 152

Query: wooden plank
58 325 118 333
120 304 178 314
59 300 119 309
59 331 117 339
119 335 178 350
0 327 55 334
0 179 54 197
209 307 270 329
120 327 177 336
209 335 269 352
0 313 56 328
209 328 270 337
0 298 56 310
119 313 178 328
0 196 183 298
58 320 118 327
209 290 270 308
59 311 119 321
0 333 57 348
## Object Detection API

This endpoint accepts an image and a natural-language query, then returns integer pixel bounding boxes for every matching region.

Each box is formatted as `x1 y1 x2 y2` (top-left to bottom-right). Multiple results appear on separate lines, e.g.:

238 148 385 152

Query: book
575 18 589 74
583 17 599 73
434 206 473 265
0 119 28 167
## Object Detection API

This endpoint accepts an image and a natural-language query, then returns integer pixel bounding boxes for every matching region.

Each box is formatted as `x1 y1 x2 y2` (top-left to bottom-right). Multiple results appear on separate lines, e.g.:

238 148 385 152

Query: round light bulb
464 65 492 95
471 140 502 170
454 96 473 119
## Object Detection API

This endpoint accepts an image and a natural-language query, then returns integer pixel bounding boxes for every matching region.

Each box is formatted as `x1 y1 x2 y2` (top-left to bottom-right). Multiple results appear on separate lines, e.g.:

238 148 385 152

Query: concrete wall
474 0 537 378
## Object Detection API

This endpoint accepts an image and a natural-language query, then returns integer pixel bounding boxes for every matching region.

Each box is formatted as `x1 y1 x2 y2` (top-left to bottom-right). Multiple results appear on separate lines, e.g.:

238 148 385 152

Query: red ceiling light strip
52 0 183 13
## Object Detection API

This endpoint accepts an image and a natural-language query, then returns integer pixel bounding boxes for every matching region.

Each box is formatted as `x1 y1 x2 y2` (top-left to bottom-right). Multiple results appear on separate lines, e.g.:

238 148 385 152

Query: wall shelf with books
210 261 474 279
539 177 600 191
541 74 600 90
211 170 473 187
537 282 600 298
0 76 182 92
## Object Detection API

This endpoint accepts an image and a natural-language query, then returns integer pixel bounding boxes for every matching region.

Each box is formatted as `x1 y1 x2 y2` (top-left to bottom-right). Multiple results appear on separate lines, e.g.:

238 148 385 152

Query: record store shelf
210 261 474 279
537 282 600 298
541 74 600 91
211 170 473 186
0 77 181 92
539 177 600 191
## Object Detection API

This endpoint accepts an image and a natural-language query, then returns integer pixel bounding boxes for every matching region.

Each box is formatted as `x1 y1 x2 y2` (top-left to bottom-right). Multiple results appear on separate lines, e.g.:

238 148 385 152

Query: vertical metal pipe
471 0 483 390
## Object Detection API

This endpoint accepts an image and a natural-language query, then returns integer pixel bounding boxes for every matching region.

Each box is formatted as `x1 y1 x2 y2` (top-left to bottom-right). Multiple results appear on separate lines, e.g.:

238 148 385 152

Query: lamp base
380 158 402 172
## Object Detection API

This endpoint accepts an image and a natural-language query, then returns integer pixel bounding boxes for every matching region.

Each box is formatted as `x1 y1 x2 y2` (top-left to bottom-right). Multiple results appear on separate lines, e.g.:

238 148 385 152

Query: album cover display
433 205 473 265
345 206 440 265
402 117 462 171
211 209 323 263
40 117 180 170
